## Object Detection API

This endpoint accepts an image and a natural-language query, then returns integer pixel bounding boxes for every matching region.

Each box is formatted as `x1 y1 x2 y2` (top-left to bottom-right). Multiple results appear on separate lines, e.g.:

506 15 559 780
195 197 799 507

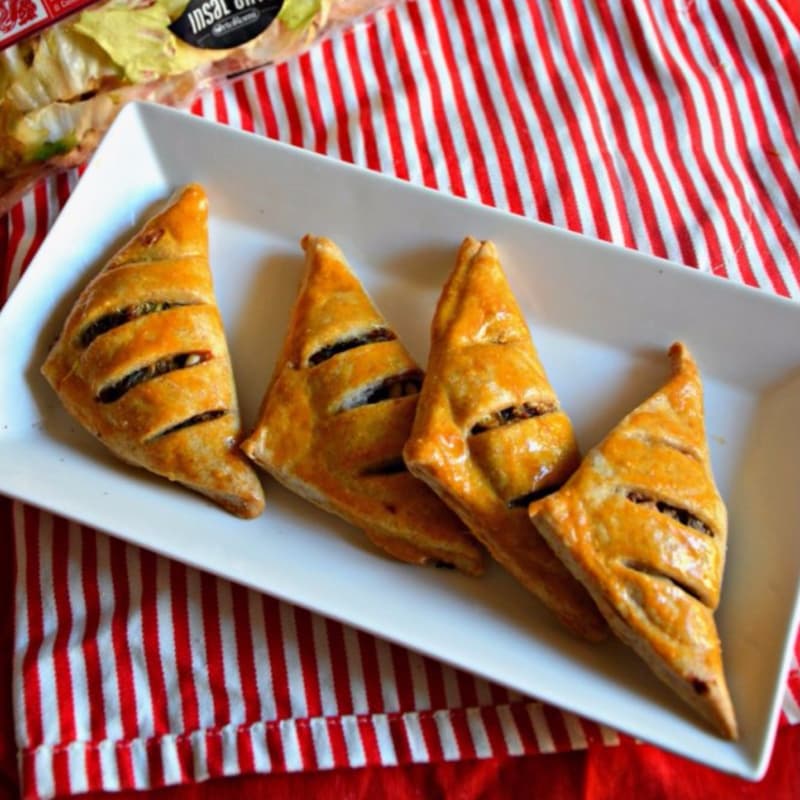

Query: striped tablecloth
2 1 800 797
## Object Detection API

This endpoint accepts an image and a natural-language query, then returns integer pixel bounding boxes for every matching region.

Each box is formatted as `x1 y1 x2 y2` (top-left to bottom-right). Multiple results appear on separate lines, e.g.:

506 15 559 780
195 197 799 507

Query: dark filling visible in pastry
690 677 710 695
470 401 557 435
622 559 702 603
97 351 212 403
361 456 408 476
507 483 562 509
308 327 396 366
148 409 228 440
625 490 713 537
79 301 195 348
340 370 423 411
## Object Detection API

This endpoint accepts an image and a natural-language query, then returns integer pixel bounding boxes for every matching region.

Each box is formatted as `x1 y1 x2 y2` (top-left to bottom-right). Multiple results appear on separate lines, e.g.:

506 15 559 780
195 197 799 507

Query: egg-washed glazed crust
240 235 485 576
530 343 736 738
402 237 606 641
41 183 265 519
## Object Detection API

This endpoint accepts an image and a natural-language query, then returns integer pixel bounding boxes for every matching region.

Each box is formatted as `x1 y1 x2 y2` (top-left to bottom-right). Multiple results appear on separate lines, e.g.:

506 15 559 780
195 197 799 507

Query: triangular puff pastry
403 237 606 640
530 343 736 738
240 235 484 575
41 184 265 519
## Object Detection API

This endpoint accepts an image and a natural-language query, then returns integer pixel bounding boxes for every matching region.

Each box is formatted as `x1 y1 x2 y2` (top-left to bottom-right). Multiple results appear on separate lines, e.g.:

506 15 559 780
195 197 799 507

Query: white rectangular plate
1 102 799 780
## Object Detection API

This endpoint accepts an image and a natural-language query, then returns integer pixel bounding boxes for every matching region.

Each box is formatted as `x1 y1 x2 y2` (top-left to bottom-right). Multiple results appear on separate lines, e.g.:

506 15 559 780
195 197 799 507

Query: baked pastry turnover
529 343 736 738
403 237 606 641
41 184 266 519
240 235 484 575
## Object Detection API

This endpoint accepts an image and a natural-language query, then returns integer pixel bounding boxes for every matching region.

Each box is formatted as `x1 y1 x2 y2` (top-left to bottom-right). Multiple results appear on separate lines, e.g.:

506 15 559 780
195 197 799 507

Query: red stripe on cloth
366 20 410 181
388 714 414 764
572 2 674 255
52 747 71 796
356 631 385 713
661 2 789 294
84 744 103 790
542 703 574 752
265 722 286 772
261 595 291 720
637 2 757 285
0 211 10 303
3 198 26 297
488 681 510 706
508 701 542 754
108 538 139 740
723 3 800 200
213 87 230 125
26 183 51 274
711 5 800 283
578 718 605 746
753 0 800 132
139 549 170 736
389 645 416 712
20 751 37 798
115 743 136 790
325 620 354 716
205 729 223 777
357 715 382 765
251 71 280 140
480 705 511 757
691 8 798 292
619 2 728 272
3 188 26 302
175 735 194 783
326 718 350 768
501 0 582 230
292 608 323 720
237 726 256 774
550 0 639 247
406 4 468 195
322 38 355 162
386 8 438 189
169 562 200 733
80 529 107 742
277 63 305 147
423 659 447 711
230 584 261 724
146 737 165 789
457 1 525 217
344 32 382 171
232 80 256 133
298 53 329 153
51 517 77 744
427 0 495 205
199 574 230 727
21 506 44 748
477 0 554 224
589 1 699 264
449 708 477 760
418 710 444 761
527 1 615 240
55 172 72 213
294 723 317 771
454 668 479 709
721 0 800 192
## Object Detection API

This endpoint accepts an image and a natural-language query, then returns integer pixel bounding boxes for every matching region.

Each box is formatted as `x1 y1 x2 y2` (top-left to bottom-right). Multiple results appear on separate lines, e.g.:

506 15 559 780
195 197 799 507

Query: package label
0 0 94 48
169 0 282 50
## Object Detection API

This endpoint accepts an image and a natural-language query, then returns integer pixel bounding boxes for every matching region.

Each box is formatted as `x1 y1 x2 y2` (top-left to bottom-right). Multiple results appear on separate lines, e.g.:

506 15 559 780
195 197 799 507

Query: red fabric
1 499 17 800
7 732 795 800
1 497 798 800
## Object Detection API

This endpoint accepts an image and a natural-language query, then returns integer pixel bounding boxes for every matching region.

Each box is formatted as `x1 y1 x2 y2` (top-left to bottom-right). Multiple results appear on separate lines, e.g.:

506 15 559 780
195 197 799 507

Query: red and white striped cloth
2 1 800 797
